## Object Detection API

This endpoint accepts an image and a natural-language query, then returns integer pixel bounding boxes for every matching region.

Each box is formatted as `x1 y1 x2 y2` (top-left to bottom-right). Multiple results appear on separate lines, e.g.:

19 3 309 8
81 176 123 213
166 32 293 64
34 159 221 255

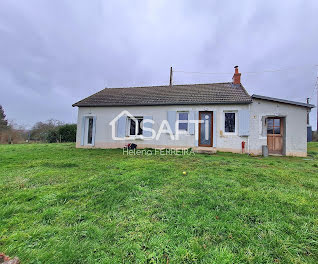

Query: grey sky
0 0 317 129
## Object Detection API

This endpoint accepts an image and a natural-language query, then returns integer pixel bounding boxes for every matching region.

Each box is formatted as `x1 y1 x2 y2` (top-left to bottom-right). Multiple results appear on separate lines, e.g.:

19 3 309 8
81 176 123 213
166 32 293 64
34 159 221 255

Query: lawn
0 143 318 263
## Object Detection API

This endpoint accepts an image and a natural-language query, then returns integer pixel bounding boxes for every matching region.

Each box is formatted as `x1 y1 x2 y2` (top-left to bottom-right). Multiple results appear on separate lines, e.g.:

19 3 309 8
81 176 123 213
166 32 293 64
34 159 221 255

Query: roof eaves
252 94 315 108
72 87 109 107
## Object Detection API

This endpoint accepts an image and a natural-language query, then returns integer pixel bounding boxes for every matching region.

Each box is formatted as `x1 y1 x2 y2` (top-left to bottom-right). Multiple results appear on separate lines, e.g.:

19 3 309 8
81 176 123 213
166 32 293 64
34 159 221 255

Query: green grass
0 143 318 263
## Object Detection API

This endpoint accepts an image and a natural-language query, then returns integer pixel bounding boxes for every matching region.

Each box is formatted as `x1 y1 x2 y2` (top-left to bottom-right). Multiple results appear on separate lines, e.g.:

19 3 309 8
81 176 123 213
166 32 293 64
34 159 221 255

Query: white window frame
127 116 144 138
177 111 189 133
84 116 95 145
223 111 237 135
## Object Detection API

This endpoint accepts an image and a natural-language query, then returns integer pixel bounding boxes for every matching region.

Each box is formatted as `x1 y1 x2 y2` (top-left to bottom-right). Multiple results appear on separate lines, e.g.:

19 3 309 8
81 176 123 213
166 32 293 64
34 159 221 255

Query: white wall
76 100 309 156
249 99 308 156
76 104 249 152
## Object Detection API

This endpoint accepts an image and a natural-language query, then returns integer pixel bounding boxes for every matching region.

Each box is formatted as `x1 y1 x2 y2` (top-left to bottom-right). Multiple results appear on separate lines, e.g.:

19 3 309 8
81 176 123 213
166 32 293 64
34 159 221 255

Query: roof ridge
103 82 233 90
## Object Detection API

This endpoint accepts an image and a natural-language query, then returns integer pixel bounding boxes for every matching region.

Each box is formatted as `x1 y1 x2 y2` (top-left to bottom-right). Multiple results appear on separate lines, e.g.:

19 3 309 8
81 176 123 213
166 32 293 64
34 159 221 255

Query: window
178 112 188 131
225 112 235 133
267 118 281 135
129 117 143 136
87 117 93 144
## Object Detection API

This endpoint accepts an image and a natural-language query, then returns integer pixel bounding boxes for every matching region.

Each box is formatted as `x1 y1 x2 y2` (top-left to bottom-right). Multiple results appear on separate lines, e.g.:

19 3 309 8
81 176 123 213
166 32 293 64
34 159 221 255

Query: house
72 66 315 157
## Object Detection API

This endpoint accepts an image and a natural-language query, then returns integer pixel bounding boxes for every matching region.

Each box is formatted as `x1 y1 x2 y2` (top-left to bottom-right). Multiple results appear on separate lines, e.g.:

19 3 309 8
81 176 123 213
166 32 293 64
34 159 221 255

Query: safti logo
109 110 208 141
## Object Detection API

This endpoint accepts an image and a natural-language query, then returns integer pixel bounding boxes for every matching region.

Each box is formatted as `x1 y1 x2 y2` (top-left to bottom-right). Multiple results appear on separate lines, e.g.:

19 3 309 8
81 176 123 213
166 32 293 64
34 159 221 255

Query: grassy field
0 143 318 263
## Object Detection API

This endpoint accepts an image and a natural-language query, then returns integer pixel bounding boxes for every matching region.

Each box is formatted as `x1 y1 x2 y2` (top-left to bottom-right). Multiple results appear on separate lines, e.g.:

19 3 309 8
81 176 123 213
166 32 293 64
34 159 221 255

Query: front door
267 117 283 154
198 111 213 147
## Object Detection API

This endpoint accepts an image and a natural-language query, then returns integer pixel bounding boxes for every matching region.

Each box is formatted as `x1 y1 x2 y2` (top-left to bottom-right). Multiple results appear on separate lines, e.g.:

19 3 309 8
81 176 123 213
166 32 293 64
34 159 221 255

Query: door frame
83 116 96 146
198 111 213 147
266 117 284 155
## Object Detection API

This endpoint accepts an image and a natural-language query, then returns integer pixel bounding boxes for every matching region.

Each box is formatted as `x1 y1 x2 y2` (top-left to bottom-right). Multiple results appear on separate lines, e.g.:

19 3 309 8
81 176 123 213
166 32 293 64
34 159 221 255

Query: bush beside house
45 124 77 143
58 124 77 142
30 121 76 143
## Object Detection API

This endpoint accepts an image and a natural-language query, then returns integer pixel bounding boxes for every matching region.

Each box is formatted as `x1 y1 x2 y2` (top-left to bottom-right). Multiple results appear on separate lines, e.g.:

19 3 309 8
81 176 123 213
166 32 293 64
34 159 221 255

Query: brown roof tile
72 82 252 107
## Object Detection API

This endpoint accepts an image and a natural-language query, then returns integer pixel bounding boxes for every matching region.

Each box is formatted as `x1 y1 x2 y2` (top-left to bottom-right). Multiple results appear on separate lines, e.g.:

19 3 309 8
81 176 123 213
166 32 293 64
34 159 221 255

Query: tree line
0 105 76 144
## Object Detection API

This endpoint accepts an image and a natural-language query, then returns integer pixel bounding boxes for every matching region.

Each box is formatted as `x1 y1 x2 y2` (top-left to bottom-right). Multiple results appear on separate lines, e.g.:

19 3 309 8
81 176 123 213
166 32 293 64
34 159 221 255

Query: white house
72 67 314 157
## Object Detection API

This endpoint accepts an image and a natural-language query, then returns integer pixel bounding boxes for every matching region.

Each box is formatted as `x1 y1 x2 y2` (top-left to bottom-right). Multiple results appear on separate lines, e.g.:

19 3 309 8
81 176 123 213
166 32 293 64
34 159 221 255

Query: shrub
29 120 76 143
313 131 318 142
30 120 62 142
58 124 77 142
47 128 59 143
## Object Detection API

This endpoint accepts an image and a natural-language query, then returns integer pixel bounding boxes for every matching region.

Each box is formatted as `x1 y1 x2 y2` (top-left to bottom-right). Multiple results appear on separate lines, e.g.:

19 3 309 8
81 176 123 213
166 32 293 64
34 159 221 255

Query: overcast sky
0 0 317 129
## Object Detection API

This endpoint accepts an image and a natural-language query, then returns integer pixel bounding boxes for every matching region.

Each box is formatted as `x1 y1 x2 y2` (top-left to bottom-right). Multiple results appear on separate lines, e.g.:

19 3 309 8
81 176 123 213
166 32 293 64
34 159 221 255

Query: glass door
199 111 213 147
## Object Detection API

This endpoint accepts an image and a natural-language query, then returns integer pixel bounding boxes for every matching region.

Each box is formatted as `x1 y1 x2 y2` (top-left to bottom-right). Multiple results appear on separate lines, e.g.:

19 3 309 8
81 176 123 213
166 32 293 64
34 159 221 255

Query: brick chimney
232 65 241 84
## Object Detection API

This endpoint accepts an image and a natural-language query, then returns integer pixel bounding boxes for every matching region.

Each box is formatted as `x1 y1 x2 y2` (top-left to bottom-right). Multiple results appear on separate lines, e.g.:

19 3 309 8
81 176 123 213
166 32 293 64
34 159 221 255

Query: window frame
266 117 282 135
87 117 94 144
224 111 237 134
84 116 96 146
177 111 189 133
127 116 144 137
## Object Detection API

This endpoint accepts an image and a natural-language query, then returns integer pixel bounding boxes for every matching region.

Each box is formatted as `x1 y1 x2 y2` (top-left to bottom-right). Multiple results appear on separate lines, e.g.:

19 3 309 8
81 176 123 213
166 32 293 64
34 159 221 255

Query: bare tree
30 119 64 142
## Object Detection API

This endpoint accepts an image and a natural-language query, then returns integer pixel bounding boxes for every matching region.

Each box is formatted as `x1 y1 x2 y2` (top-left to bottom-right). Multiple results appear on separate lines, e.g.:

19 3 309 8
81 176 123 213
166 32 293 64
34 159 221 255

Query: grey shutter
167 111 176 134
238 110 250 136
194 111 199 147
143 116 153 138
91 116 96 146
213 111 217 147
261 116 267 137
80 116 85 146
188 111 195 135
117 115 127 138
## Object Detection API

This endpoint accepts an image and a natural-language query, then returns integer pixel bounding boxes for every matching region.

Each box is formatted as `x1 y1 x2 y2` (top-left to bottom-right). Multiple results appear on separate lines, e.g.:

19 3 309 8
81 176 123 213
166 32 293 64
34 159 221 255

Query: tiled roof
252 94 315 108
72 82 252 107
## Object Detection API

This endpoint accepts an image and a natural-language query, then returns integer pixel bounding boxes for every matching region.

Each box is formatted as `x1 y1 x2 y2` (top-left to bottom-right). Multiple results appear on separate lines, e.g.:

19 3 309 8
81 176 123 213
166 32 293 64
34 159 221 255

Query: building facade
73 68 314 157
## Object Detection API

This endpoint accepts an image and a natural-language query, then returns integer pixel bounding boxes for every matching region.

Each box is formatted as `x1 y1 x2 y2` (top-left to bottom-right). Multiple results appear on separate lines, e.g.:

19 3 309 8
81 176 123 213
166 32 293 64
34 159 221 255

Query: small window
267 118 281 135
178 112 188 131
87 117 93 144
225 113 235 133
129 117 143 136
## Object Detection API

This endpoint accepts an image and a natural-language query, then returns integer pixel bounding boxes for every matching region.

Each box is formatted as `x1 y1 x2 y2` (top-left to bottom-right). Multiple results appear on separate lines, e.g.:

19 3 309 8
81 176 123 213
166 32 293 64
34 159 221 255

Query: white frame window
86 117 94 144
128 116 143 136
224 111 237 134
177 111 189 132
83 116 96 146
